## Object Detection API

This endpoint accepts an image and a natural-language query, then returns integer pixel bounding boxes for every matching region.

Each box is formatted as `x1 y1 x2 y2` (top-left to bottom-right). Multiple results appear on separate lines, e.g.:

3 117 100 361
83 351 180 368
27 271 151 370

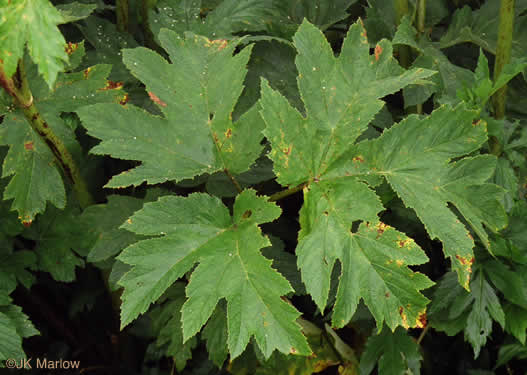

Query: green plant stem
269 183 307 202
116 0 129 32
416 324 429 345
224 168 242 193
0 61 94 209
1 59 123 336
394 0 411 69
416 0 426 114
493 0 515 121
141 0 159 51
417 0 426 34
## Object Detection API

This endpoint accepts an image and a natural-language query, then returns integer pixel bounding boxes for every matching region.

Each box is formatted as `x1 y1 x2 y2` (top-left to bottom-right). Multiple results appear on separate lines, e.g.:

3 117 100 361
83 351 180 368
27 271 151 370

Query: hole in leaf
350 220 361 233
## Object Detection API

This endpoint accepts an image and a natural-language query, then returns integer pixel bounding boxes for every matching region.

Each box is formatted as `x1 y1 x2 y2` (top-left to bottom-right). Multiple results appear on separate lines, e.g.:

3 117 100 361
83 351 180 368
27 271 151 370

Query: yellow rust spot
397 238 414 248
472 119 481 127
65 42 78 55
24 141 34 151
416 311 427 328
225 128 232 138
101 80 123 90
83 67 92 79
127 218 132 224
119 93 129 106
395 259 404 267
205 39 228 50
352 155 364 163
263 321 269 327
399 307 409 329
375 222 389 237
456 255 474 288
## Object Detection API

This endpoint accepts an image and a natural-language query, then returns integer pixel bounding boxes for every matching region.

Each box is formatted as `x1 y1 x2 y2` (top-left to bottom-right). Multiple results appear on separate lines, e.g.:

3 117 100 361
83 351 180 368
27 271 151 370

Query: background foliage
1 0 527 374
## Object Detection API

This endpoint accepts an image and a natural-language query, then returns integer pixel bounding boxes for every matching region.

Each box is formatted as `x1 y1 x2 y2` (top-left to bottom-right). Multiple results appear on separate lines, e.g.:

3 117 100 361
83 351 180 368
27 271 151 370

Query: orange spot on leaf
119 94 129 106
375 222 388 238
352 155 364 163
65 42 79 55
102 80 123 90
399 306 409 329
83 67 92 79
416 311 427 328
148 92 167 107
211 39 228 50
375 44 383 61
455 255 474 266
24 141 34 150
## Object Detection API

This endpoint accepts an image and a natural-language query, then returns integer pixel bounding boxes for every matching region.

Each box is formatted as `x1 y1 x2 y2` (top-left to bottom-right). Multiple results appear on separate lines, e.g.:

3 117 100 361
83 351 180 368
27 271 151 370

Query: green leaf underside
77 30 264 188
0 63 121 223
259 19 505 332
465 272 505 358
440 2 527 58
78 195 145 262
0 0 68 87
118 190 310 358
429 271 506 358
359 327 422 375
150 0 278 40
0 304 39 362
149 283 197 372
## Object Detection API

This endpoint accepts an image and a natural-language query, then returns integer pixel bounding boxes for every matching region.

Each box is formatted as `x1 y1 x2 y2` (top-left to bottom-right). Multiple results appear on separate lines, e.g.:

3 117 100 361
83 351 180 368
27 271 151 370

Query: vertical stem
141 0 159 50
116 0 129 32
417 0 426 34
491 0 514 156
493 0 515 120
416 0 426 114
394 0 411 68
0 61 94 209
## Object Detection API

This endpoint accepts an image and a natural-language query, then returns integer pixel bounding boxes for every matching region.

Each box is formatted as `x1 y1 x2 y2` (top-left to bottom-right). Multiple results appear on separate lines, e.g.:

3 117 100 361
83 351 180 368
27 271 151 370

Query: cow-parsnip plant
1 0 526 374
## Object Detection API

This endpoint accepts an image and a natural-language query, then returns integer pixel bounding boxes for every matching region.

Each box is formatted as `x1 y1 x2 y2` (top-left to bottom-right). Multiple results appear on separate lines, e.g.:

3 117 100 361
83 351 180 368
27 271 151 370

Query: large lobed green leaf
77 30 264 188
118 190 310 359
259 19 505 332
